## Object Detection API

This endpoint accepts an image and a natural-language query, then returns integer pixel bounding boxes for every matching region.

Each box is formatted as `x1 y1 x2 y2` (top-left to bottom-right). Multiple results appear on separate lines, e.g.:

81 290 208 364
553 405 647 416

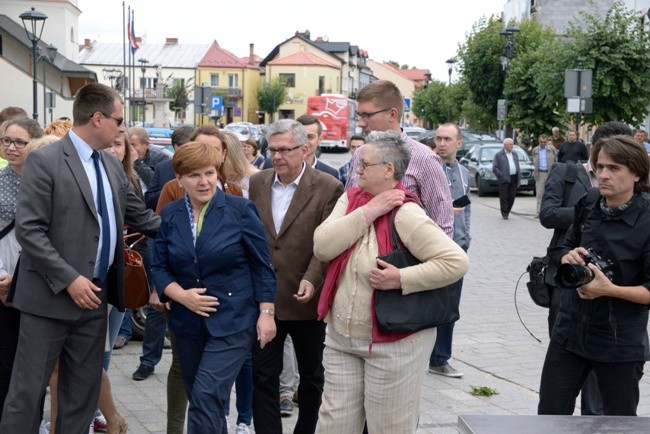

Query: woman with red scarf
313 131 468 433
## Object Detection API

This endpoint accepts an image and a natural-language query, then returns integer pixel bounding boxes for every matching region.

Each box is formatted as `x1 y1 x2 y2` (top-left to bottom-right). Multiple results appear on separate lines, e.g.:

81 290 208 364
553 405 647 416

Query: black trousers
498 175 518 216
538 339 643 415
252 318 325 434
546 288 603 415
0 302 20 423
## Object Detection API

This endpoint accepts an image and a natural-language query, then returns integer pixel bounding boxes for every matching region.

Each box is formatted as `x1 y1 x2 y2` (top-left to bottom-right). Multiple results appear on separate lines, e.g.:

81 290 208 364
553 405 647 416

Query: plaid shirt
338 160 352 186
345 132 454 238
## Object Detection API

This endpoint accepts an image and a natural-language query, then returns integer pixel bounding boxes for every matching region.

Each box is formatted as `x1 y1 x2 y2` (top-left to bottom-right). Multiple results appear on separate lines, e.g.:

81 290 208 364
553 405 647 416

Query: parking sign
404 98 411 113
211 96 223 110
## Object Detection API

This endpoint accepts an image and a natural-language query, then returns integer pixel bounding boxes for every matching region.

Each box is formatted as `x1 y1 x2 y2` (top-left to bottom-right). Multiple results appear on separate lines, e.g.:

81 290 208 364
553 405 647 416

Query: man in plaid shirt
345 80 454 238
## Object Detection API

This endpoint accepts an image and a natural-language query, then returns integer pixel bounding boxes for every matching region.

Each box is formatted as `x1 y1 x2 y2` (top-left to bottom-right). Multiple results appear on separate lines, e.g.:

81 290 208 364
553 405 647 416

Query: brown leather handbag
123 233 150 309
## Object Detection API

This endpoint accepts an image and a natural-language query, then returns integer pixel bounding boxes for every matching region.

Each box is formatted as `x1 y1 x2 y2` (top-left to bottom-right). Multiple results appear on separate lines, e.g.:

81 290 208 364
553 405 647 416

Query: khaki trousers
316 326 436 434
535 171 549 214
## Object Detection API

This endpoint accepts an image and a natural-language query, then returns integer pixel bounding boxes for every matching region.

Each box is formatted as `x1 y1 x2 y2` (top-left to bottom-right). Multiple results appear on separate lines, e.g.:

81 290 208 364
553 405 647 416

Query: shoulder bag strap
0 220 15 241
562 163 578 207
388 208 400 249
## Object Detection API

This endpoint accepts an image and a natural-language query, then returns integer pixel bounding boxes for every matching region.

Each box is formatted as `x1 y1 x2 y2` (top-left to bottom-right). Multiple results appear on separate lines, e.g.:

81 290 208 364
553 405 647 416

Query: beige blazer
249 165 343 321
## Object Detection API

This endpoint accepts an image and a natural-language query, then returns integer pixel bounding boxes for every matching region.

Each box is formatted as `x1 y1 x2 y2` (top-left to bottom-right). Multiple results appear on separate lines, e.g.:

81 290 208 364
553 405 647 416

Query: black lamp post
446 57 456 121
20 7 48 122
39 44 57 125
499 25 520 138
138 58 149 125
422 72 432 128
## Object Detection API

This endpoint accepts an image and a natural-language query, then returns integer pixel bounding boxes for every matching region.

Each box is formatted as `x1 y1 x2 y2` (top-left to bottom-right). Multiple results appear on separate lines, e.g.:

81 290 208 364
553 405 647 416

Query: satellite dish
322 35 329 42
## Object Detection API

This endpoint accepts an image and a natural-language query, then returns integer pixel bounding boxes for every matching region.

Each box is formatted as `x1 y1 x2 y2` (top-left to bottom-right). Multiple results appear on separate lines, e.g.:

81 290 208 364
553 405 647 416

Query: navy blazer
492 150 521 184
144 160 176 210
150 189 276 339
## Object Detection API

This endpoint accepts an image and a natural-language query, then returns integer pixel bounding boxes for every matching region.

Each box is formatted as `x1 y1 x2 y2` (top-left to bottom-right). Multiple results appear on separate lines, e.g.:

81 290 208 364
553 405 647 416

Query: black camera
554 249 614 289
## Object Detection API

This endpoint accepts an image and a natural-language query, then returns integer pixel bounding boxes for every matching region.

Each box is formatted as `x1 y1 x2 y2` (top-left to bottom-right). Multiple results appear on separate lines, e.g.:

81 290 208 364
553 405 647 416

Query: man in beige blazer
249 119 343 434
532 134 558 215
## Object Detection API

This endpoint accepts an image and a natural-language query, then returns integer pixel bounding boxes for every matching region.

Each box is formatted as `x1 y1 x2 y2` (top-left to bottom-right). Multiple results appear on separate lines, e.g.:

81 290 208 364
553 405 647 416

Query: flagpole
122 1 127 122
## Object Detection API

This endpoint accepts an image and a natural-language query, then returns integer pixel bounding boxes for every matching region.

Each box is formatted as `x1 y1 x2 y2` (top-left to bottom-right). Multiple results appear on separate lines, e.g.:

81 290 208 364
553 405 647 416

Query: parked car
459 143 535 197
403 126 426 140
225 122 263 143
145 127 173 147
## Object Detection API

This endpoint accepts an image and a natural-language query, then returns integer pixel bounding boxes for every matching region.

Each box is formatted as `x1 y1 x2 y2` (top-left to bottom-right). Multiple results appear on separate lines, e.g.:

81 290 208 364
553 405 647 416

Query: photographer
539 121 633 415
538 135 650 416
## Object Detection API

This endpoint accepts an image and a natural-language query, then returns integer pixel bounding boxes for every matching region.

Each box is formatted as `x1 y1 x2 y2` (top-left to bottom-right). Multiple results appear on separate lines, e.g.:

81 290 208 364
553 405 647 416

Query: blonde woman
221 130 259 198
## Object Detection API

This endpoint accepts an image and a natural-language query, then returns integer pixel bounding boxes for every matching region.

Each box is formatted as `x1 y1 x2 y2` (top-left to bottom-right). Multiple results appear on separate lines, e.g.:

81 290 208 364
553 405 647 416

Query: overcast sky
78 0 507 82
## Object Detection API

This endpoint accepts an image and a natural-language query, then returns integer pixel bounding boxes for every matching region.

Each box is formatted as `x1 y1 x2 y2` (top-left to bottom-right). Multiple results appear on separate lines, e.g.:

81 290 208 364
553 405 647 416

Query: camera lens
555 264 595 288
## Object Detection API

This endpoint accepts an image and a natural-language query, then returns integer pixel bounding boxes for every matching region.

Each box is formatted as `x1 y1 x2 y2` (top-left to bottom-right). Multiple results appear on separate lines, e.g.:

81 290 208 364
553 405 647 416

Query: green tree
257 78 287 122
412 80 448 127
457 16 505 129
567 0 650 125
504 20 572 136
166 78 193 124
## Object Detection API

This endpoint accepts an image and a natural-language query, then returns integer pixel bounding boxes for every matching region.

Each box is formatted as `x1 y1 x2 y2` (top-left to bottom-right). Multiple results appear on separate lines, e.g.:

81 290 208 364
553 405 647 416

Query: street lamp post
422 72 432 128
446 57 456 122
20 7 48 122
499 25 520 139
138 58 149 125
39 44 57 125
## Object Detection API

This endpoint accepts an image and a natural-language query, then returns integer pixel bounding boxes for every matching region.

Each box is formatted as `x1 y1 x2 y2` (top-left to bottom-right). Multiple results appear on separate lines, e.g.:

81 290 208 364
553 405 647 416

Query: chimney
249 43 255 65
166 38 178 45
315 37 323 42
136 37 142 43
84 38 92 48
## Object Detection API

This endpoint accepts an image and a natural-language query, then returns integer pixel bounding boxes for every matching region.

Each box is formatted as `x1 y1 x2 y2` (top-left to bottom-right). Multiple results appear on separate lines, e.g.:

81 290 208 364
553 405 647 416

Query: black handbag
526 256 550 308
374 209 460 333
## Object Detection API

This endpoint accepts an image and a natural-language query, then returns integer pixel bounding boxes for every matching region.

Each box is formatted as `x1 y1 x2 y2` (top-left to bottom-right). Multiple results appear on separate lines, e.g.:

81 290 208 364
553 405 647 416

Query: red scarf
317 183 421 344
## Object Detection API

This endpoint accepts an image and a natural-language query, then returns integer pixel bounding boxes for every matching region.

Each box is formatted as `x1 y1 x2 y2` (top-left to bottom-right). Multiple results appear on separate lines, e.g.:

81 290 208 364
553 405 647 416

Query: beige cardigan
313 193 469 339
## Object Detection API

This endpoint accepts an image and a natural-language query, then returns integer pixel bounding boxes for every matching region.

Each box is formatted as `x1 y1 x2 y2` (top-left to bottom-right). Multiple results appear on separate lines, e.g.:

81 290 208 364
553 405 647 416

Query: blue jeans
104 306 125 370
140 240 166 368
117 308 132 340
224 351 253 425
429 276 464 367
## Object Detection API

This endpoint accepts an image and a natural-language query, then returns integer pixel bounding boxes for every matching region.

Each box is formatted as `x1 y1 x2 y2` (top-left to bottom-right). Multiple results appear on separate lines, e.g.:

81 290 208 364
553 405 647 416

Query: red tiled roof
198 41 250 68
381 62 429 82
268 51 339 68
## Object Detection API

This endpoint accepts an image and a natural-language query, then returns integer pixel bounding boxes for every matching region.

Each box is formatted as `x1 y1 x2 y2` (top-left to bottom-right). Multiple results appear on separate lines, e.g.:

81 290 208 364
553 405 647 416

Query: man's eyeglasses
355 161 385 172
93 112 124 127
268 144 303 156
1 137 29 149
354 108 391 122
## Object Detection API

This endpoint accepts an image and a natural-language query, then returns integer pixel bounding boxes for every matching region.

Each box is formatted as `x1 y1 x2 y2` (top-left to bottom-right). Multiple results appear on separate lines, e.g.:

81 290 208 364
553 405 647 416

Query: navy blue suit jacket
492 150 521 184
144 160 176 210
151 189 276 339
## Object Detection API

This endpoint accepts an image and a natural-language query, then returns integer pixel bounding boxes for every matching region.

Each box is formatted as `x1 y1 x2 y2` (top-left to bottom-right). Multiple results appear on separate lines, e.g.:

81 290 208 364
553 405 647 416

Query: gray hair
266 119 308 146
365 130 411 180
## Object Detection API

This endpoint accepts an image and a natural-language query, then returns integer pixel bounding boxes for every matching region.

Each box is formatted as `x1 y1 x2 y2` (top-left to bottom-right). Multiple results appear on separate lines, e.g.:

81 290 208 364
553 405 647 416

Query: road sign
567 98 592 114
497 99 507 121
211 96 223 110
564 69 592 98
404 98 411 113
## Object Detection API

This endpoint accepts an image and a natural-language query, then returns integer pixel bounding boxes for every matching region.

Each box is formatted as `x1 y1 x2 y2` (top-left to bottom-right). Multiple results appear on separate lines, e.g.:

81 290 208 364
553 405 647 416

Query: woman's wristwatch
260 308 275 316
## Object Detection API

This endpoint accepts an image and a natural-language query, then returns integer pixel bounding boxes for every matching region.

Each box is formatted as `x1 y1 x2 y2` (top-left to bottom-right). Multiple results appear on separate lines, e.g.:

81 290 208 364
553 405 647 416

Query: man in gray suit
492 137 520 219
0 83 160 434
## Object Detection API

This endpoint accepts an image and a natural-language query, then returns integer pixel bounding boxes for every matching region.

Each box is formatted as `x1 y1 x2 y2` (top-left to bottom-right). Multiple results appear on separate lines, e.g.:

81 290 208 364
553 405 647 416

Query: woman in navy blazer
150 141 276 434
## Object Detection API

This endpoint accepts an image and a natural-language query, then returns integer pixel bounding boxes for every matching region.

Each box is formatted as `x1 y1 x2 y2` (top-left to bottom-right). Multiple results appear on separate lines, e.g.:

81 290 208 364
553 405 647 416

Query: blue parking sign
404 98 411 113
211 96 223 110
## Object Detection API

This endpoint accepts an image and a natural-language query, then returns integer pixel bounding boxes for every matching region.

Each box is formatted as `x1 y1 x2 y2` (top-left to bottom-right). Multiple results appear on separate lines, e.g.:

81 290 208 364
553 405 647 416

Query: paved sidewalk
45 193 650 433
